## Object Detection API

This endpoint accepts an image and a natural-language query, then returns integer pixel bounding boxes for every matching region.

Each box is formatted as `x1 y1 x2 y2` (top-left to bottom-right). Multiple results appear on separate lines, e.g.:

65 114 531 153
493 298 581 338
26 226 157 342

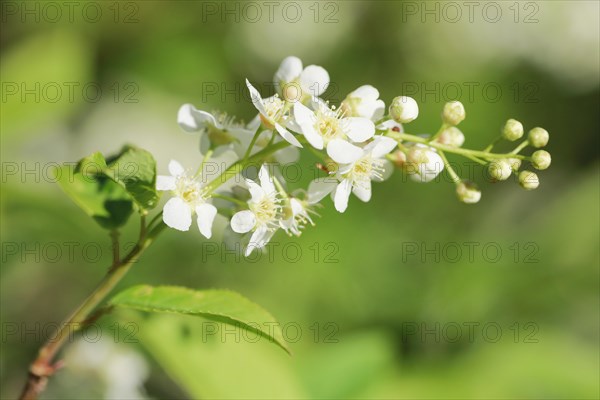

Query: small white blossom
156 160 217 238
531 150 551 170
280 197 317 236
274 56 330 102
293 100 375 164
246 79 303 148
307 136 397 213
519 170 540 190
230 165 281 256
441 101 466 126
488 159 512 181
436 126 465 147
389 96 419 123
502 119 524 141
340 85 385 121
407 144 445 183
528 127 549 148
177 104 254 152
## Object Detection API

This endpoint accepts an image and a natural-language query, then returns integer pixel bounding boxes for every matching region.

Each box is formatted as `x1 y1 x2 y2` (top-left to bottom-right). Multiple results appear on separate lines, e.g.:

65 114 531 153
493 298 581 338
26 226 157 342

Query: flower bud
531 150 551 170
456 180 481 204
436 126 465 147
441 101 466 126
519 170 539 190
389 96 419 123
502 119 524 141
389 149 407 168
488 159 512 181
507 158 521 172
406 145 444 183
528 127 549 148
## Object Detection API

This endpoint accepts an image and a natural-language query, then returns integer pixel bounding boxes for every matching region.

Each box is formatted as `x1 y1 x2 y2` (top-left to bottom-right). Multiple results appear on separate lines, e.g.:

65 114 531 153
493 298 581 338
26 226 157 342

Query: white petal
245 178 265 202
327 139 364 164
246 226 275 256
333 179 352 213
156 175 176 191
303 125 324 149
371 100 386 121
300 65 329 96
168 160 185 177
196 203 217 239
350 85 379 101
293 102 316 126
308 178 337 203
274 56 303 84
275 123 302 148
231 210 256 233
258 165 276 194
177 104 218 133
163 197 192 231
352 181 372 202
344 117 375 143
246 79 267 116
370 136 398 158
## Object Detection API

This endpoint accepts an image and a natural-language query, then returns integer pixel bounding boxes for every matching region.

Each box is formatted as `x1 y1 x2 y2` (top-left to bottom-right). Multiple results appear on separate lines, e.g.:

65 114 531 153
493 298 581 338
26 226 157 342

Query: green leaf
109 285 290 354
104 146 158 211
55 146 158 229
55 161 133 230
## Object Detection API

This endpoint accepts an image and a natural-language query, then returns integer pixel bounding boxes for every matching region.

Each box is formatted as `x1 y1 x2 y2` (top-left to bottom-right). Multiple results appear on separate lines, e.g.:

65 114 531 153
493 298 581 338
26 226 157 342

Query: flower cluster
157 56 551 255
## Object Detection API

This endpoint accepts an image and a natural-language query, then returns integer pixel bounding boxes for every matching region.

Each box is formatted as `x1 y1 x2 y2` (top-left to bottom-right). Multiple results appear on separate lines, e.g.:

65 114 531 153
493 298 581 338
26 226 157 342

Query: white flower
246 79 303 148
274 56 330 102
308 136 397 213
293 100 375 164
340 85 385 121
156 160 217 238
406 145 445 183
230 165 281 256
177 104 255 152
280 196 318 236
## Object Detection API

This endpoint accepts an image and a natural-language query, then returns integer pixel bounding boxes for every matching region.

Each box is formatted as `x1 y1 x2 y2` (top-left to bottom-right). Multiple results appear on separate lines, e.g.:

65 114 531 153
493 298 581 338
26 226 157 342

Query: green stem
438 150 461 184
428 123 449 143
510 140 529 155
212 193 248 207
243 128 263 161
205 140 291 194
391 132 530 161
195 149 214 177
19 218 167 400
483 135 502 152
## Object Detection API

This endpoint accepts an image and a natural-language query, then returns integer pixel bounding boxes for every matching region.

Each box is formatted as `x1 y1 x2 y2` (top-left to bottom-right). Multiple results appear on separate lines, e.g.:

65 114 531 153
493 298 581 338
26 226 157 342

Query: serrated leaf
109 285 290 354
104 146 158 211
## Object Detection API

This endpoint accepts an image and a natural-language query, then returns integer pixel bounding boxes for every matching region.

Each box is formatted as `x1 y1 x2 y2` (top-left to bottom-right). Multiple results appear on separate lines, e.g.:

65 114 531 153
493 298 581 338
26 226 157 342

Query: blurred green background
1 1 599 398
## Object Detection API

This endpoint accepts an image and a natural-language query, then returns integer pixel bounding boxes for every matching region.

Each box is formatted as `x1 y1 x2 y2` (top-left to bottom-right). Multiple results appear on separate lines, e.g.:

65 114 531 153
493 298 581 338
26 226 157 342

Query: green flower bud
528 127 549 148
531 150 551 170
389 96 419 123
507 158 522 172
502 119 524 141
436 126 465 147
456 180 481 204
488 159 512 181
519 170 539 190
441 101 466 126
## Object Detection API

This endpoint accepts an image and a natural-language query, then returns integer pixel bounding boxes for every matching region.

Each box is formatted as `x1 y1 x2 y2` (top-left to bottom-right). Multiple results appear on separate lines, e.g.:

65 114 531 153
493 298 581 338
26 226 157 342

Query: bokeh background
1 1 599 398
